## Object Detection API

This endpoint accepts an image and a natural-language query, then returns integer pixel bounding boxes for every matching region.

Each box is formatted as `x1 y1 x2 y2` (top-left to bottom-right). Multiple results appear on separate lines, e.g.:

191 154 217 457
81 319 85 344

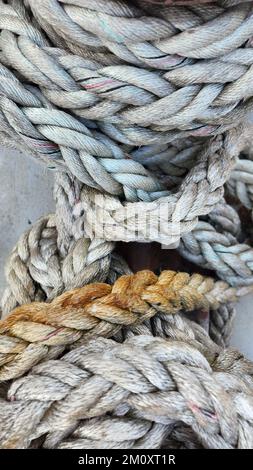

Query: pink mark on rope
189 126 218 137
41 326 65 342
83 79 116 90
33 141 59 149
188 401 217 421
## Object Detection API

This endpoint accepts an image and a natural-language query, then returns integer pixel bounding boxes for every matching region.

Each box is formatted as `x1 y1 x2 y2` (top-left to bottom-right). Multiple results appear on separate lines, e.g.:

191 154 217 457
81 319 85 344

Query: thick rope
0 209 238 347
209 303 236 347
0 1 252 253
2 1 253 148
1 170 244 349
2 27 253 140
56 173 253 287
0 1 253 451
0 269 240 382
2 178 233 353
0 171 132 317
0 55 247 242
1 327 253 449
2 168 252 328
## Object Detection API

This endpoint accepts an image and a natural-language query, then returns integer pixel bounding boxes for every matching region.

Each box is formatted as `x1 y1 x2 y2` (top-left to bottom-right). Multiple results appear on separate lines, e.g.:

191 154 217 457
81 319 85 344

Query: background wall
0 147 252 358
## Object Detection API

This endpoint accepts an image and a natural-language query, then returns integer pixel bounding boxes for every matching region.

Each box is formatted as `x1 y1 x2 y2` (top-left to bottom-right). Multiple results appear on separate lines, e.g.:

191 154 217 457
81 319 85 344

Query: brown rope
0 269 238 382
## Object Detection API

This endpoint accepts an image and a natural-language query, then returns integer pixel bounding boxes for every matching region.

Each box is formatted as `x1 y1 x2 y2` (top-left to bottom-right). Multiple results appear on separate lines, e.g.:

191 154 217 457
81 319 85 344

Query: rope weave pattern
0 1 252 246
0 269 239 382
1 322 253 449
1 0 253 450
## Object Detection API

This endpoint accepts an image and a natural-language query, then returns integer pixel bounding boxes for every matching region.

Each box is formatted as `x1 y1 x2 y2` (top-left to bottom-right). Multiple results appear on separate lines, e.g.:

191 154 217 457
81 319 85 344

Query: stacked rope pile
1 0 253 449
1 270 253 449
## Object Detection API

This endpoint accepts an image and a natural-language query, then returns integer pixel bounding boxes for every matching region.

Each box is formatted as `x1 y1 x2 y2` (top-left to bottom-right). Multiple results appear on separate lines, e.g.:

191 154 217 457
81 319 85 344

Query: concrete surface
0 147 252 359
0 145 54 293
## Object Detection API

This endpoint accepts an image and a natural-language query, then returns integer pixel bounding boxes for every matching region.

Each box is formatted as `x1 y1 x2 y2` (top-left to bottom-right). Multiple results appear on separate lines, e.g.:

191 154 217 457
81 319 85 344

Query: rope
2 1 253 147
0 60 247 241
1 172 132 317
0 1 251 245
0 269 239 382
0 173 242 350
2 169 252 359
209 303 236 347
54 174 253 288
0 211 240 347
1 0 253 450
1 325 253 449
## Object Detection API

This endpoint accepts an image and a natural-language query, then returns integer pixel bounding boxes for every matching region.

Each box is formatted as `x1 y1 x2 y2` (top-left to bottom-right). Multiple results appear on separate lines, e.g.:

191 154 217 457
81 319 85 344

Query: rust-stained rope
0 269 241 382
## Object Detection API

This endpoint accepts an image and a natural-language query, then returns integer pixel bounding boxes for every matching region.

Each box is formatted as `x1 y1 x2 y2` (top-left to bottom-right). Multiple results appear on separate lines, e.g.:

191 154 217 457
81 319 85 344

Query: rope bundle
0 0 252 245
1 288 253 449
1 0 253 449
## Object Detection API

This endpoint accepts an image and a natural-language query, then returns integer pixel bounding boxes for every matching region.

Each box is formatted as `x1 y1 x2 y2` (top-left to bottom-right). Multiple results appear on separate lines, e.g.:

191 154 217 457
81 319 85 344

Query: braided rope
56 173 253 287
0 53 247 241
1 0 253 450
0 269 240 382
1 325 253 449
2 1 253 147
0 0 251 248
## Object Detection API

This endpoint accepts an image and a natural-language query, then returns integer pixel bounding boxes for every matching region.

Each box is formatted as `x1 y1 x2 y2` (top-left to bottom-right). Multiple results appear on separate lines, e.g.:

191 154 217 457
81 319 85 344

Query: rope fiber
1 0 253 450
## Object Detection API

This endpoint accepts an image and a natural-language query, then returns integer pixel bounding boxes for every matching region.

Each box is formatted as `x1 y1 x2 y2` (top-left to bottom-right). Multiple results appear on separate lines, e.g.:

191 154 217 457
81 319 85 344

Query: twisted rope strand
26 1 253 64
0 269 240 382
53 171 253 286
2 2 253 144
1 0 253 450
0 52 248 242
1 330 253 449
